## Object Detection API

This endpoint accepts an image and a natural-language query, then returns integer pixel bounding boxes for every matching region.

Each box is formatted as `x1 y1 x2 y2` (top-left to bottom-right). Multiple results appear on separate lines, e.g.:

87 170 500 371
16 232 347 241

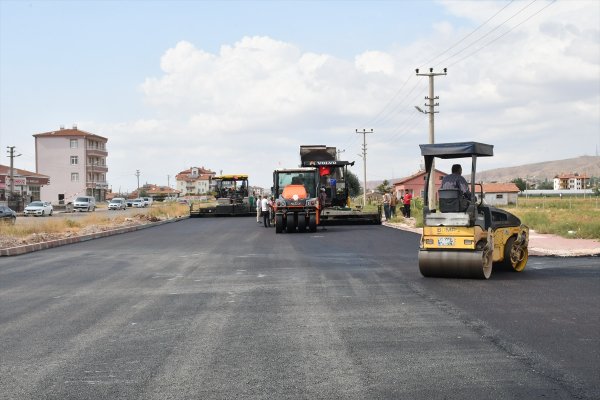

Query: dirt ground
0 212 163 250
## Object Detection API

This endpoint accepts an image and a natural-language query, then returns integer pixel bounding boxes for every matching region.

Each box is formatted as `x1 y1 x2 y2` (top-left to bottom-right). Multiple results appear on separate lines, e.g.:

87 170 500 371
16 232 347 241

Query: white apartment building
176 167 215 195
34 126 108 204
553 173 589 191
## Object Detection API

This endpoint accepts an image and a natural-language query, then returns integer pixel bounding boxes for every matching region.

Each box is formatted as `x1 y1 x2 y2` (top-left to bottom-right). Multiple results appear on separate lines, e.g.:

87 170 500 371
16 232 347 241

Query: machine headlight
276 200 286 207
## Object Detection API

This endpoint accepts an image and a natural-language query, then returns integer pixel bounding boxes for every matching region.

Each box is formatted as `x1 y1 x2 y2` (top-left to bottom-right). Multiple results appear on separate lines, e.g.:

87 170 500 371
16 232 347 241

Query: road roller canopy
419 142 494 159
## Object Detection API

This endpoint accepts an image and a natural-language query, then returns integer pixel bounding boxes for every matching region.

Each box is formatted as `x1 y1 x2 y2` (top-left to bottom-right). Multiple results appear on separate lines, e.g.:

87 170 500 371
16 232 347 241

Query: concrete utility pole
6 146 22 198
355 129 373 206
416 67 447 211
135 170 141 193
167 174 171 189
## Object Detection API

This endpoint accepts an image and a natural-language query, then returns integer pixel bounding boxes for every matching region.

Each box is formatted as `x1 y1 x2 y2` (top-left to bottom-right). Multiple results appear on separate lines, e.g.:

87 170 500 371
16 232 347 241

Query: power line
448 0 557 68
434 0 538 68
421 0 516 68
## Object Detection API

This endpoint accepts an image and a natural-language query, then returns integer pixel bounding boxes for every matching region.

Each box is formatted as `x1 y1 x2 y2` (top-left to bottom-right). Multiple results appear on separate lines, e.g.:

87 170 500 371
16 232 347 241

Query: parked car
142 197 153 207
108 198 127 210
73 196 96 212
130 198 145 208
0 205 17 224
23 201 53 217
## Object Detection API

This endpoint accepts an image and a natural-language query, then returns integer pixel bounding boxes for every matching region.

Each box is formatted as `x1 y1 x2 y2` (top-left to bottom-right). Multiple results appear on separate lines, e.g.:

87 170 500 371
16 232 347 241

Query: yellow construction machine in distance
418 142 529 279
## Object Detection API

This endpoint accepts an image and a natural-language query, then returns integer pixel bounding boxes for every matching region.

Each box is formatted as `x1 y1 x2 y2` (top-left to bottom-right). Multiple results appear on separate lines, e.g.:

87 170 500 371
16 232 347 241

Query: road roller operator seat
438 189 470 213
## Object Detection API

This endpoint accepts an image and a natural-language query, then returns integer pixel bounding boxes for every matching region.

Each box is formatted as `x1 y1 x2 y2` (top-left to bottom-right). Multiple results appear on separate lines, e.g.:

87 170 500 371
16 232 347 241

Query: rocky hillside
473 155 600 183
368 155 600 188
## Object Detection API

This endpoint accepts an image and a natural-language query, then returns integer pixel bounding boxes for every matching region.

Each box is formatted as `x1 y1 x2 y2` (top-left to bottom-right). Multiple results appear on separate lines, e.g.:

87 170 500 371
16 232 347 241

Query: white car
24 201 53 217
142 197 153 207
108 198 127 210
130 198 146 208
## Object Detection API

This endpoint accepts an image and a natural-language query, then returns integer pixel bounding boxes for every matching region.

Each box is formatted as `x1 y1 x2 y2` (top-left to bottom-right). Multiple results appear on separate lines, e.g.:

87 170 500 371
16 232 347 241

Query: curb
0 216 189 257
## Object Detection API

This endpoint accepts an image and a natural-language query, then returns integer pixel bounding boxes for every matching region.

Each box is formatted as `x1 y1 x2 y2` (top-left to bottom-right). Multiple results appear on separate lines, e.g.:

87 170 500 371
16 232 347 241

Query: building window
70 139 78 148
70 156 78 165
496 194 504 199
71 173 79 182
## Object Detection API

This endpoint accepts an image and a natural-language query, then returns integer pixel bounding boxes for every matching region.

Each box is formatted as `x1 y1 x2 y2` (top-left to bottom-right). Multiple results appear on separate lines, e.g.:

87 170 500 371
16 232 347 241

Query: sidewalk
384 220 600 257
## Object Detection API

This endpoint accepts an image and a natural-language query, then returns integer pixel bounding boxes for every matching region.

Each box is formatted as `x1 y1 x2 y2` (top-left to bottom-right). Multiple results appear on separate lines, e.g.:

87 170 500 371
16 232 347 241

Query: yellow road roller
418 142 529 279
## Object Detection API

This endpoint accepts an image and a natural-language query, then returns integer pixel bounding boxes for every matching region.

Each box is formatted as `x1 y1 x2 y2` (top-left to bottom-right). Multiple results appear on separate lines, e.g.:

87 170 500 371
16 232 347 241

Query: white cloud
355 51 395 75
98 1 599 191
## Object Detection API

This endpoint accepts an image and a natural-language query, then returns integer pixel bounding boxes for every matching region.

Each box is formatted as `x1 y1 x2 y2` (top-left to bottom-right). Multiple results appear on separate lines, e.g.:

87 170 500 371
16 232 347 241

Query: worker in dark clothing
319 187 327 230
441 164 471 199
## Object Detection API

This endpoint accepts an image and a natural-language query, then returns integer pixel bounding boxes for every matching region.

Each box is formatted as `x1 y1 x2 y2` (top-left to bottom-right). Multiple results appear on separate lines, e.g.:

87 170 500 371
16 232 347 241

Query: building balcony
86 148 108 157
86 165 108 173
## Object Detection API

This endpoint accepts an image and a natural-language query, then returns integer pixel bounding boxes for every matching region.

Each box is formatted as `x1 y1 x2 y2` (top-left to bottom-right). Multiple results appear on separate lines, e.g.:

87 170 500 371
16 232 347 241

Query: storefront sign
4 177 27 186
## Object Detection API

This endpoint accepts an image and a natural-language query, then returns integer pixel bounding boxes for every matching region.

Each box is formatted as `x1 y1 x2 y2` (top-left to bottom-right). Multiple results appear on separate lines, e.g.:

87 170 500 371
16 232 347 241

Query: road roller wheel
419 241 492 279
286 214 296 233
297 215 307 232
502 236 528 272
275 214 283 233
308 213 317 232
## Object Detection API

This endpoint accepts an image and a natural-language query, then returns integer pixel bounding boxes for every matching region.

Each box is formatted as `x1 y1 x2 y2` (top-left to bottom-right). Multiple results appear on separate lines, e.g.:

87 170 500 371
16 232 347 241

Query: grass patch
0 202 190 240
406 196 600 240
506 198 600 239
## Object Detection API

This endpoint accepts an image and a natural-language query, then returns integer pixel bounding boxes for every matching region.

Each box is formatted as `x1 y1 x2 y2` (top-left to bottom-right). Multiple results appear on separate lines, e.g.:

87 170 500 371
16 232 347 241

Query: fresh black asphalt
0 217 598 399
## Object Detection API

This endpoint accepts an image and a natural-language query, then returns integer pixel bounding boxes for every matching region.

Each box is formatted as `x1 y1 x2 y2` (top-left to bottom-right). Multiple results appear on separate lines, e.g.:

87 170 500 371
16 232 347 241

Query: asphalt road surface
1 218 598 400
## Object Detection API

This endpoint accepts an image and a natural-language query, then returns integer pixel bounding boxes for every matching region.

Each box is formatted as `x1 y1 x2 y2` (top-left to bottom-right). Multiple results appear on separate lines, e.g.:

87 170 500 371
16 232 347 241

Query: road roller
418 142 529 279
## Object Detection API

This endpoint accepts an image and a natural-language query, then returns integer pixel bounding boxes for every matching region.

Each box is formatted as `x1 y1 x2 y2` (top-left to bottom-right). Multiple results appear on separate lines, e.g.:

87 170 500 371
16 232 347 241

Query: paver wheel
308 213 317 232
286 214 296 233
275 214 283 233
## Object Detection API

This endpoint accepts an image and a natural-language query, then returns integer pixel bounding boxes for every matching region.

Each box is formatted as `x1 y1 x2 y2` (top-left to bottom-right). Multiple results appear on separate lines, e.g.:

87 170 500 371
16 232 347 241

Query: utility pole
416 67 447 210
336 149 345 161
355 129 373 206
167 174 171 189
135 170 141 194
6 146 22 198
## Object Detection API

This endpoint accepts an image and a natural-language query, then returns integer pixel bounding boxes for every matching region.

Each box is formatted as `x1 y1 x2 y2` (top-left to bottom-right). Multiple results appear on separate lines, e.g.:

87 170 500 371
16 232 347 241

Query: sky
1 0 599 192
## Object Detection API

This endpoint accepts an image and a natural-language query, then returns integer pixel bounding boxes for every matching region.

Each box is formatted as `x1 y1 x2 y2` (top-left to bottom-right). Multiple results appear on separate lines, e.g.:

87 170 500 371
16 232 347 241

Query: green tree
376 179 391 194
346 169 361 197
537 179 554 190
511 177 526 191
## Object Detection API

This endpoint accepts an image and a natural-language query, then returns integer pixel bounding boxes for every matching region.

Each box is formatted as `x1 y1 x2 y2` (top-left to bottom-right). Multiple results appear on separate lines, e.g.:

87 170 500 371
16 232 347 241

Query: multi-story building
34 126 108 204
175 167 215 195
553 173 589 190
0 165 50 203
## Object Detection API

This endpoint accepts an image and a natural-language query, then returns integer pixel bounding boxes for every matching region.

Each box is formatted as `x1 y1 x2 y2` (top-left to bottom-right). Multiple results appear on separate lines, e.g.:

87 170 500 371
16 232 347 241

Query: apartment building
553 173 589 190
175 167 215 195
34 126 108 204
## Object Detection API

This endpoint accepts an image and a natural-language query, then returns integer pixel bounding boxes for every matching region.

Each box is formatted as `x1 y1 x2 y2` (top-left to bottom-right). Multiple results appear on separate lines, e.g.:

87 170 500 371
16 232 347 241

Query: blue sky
1 0 599 192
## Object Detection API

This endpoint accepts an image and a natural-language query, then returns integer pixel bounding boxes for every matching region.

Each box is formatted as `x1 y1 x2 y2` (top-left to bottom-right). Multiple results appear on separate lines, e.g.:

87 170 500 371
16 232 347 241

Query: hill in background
367 155 600 189
471 155 600 183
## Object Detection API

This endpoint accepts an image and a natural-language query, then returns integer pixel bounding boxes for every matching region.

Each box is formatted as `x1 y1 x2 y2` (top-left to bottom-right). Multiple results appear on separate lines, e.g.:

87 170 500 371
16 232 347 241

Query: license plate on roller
437 237 455 246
